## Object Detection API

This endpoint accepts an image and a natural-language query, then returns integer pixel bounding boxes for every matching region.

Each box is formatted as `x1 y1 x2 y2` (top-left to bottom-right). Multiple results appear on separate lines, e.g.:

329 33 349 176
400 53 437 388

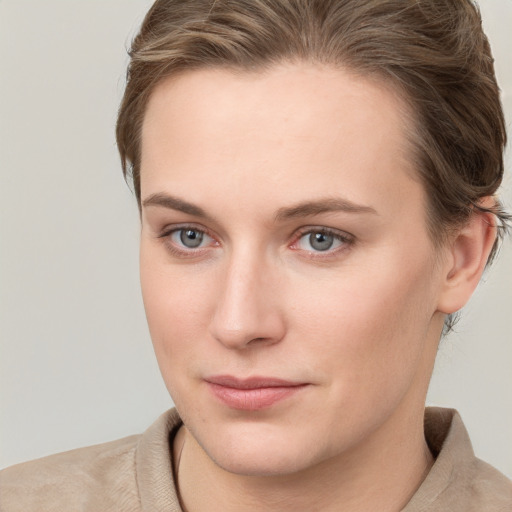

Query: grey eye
295 229 348 253
308 232 334 251
178 229 204 248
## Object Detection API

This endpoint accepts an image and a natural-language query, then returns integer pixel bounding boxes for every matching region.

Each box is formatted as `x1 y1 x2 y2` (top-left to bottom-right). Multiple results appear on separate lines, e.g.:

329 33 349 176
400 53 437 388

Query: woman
1 0 511 510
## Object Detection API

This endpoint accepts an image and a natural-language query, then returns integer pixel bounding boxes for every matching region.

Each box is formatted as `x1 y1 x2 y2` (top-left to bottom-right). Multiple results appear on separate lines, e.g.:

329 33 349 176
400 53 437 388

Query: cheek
139 246 213 372
288 254 437 392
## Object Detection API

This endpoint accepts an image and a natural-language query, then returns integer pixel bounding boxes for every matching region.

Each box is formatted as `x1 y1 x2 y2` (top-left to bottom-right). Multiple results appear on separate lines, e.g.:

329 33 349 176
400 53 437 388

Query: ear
436 197 497 315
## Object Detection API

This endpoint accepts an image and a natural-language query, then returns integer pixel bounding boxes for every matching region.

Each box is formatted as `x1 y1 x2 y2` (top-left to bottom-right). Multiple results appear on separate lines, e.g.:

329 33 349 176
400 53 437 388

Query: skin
139 63 496 512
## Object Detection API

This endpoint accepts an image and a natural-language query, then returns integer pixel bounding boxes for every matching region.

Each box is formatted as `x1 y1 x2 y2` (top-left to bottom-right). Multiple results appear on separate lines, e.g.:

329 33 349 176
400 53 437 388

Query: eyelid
289 226 355 255
291 225 354 242
156 222 354 259
158 223 220 257
158 222 216 239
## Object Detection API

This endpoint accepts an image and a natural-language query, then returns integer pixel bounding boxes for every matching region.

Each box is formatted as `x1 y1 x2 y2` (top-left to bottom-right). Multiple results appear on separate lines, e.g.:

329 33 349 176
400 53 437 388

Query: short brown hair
117 0 509 261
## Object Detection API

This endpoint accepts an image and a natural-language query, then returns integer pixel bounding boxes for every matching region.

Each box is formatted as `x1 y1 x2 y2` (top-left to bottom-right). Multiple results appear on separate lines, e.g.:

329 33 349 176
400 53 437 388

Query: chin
210 443 317 477
190 418 329 477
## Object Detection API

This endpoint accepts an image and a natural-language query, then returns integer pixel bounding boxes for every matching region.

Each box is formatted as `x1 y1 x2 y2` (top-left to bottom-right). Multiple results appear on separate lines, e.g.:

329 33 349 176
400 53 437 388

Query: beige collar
134 407 511 512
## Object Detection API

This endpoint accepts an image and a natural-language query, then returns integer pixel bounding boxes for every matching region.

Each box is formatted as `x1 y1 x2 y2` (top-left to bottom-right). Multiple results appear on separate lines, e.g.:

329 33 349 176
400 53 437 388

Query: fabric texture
1 407 510 511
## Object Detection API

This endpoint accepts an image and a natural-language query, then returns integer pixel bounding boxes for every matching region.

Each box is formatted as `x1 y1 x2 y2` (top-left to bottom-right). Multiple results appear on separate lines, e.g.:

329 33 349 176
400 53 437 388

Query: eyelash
158 224 218 258
157 224 355 259
290 227 355 258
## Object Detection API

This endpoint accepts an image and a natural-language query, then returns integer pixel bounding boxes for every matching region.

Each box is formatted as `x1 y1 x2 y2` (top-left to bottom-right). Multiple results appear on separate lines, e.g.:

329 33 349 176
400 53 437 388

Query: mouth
204 375 309 411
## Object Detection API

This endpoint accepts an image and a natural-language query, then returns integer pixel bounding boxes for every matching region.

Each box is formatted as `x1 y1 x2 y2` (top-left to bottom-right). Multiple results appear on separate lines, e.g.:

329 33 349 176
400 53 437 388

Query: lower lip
207 383 308 411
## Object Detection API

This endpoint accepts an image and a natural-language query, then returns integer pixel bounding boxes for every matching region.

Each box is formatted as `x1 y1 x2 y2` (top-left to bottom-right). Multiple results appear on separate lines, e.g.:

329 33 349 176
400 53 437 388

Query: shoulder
405 407 512 511
467 457 512 509
0 409 182 512
0 434 142 512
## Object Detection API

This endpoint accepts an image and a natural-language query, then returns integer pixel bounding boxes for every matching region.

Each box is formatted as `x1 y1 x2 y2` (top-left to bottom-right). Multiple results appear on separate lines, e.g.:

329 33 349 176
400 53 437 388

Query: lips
205 375 309 411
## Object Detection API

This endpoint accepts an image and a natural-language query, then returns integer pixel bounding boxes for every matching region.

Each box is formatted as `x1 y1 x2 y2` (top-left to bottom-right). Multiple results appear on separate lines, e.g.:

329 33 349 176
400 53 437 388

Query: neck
174 404 434 512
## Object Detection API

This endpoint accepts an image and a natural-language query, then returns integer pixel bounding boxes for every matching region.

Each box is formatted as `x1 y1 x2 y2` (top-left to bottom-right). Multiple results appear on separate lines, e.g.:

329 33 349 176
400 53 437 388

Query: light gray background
1 0 511 477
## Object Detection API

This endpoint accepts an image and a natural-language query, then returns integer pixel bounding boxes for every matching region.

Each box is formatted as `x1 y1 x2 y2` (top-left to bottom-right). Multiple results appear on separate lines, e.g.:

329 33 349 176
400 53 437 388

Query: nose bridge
210 244 284 349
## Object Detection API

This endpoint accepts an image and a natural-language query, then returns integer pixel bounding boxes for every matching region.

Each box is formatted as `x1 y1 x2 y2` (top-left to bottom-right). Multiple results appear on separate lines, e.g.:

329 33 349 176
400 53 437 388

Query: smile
205 376 309 411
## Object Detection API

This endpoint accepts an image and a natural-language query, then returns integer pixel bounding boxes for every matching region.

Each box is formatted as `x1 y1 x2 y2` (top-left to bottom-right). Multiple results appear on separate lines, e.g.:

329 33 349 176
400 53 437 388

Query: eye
157 225 218 259
169 228 213 249
293 228 352 253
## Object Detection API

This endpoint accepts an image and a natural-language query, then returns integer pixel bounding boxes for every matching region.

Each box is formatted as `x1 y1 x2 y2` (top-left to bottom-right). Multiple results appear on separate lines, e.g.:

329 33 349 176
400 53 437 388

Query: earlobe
437 198 497 315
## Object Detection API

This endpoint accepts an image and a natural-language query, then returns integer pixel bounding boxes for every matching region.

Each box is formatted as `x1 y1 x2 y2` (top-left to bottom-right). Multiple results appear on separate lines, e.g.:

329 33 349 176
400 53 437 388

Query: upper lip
205 375 307 389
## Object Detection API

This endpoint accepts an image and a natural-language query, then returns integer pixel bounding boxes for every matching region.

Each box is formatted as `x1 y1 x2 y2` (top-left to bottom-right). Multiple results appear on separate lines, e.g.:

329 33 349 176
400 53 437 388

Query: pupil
180 229 203 248
310 232 333 251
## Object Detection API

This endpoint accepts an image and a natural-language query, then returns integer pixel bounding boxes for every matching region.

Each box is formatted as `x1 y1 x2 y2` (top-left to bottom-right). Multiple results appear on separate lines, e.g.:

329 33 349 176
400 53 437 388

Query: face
139 63 446 476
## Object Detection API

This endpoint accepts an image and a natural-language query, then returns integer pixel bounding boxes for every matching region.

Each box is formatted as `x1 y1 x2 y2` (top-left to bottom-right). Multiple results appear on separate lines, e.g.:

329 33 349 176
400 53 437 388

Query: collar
134 407 510 512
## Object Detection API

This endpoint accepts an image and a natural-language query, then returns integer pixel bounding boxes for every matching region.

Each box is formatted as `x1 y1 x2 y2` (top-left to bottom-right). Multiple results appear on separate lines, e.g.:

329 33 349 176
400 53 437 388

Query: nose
209 250 286 350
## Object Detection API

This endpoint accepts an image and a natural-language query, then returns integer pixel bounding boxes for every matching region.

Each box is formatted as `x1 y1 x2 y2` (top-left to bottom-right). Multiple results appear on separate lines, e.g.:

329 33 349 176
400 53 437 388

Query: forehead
140 63 423 224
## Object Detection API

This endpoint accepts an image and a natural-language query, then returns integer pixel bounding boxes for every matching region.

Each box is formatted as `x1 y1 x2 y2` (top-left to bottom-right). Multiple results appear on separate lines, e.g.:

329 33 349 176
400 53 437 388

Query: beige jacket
1 408 511 511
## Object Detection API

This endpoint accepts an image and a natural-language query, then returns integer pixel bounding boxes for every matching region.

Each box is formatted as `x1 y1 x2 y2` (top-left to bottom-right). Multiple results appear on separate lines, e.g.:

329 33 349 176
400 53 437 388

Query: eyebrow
142 193 377 221
274 198 378 221
142 193 211 219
